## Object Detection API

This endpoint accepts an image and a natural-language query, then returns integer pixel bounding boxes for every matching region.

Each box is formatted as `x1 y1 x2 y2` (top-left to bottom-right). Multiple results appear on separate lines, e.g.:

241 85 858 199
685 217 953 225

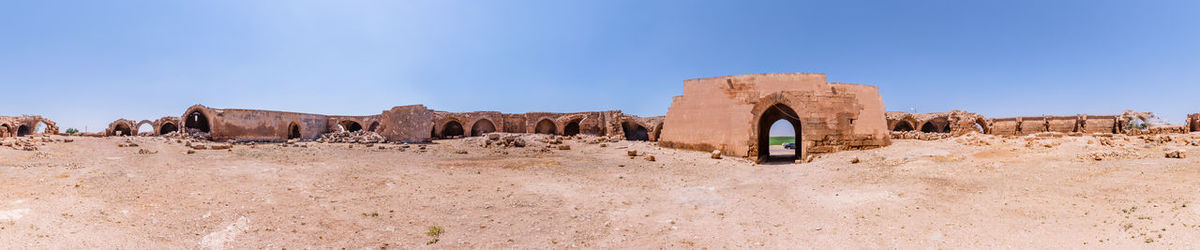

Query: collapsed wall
0 115 59 137
886 110 1193 139
659 73 890 161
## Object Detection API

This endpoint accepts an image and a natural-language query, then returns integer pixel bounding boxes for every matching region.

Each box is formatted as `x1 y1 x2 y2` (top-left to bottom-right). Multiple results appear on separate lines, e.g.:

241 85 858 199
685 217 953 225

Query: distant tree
65 128 79 135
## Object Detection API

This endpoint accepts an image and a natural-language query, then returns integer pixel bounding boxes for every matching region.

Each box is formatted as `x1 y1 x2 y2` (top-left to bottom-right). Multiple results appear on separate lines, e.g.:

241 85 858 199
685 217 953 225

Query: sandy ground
1 133 1199 248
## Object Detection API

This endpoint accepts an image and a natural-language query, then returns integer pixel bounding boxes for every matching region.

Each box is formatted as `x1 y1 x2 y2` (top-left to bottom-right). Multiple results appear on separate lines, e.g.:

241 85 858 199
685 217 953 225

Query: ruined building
13 71 1193 161
658 73 891 161
107 104 665 143
886 110 1191 138
0 115 59 137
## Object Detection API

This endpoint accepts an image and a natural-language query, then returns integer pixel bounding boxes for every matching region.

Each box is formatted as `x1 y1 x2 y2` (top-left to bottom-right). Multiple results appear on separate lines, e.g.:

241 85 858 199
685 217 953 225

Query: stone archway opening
441 121 464 138
368 122 379 132
17 125 33 137
160 123 178 135
892 121 914 132
111 124 132 136
471 120 496 136
137 123 155 136
35 123 46 134
535 119 557 135
757 103 802 162
287 122 301 139
652 123 663 141
185 111 211 133
563 120 581 136
920 118 950 133
1 124 10 137
621 121 649 141
340 121 363 132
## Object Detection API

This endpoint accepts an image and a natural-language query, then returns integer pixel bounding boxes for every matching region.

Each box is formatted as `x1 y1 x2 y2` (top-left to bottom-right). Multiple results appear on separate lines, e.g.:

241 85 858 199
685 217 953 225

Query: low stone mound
316 131 386 144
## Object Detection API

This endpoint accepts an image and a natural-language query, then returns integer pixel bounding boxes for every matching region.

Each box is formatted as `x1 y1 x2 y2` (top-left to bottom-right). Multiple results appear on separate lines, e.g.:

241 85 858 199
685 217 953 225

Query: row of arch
889 117 989 134
0 122 42 137
431 116 662 141
108 119 180 136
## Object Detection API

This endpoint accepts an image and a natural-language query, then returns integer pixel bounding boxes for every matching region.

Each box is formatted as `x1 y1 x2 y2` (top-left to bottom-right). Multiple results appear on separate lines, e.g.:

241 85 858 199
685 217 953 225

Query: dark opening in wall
288 122 301 139
622 121 649 141
160 123 178 135
563 120 580 136
471 120 496 136
186 111 211 133
441 121 464 138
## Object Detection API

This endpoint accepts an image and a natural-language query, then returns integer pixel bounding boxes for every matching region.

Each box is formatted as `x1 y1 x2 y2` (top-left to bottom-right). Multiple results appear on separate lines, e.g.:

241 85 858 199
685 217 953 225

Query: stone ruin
0 115 59 138
104 104 666 145
886 109 1194 139
5 72 1195 162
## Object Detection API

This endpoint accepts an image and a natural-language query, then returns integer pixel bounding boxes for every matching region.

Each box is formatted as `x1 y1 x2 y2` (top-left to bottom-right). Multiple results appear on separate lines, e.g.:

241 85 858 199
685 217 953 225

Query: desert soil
1 133 1199 248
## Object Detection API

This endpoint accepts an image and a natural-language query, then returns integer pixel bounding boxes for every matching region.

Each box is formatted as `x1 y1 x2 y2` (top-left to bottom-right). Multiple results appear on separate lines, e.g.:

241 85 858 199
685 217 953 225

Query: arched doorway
368 122 379 132
111 124 132 136
919 118 950 133
17 125 32 137
441 121 464 138
34 123 46 134
535 119 557 135
1 124 9 137
185 111 211 133
471 119 496 136
757 103 802 162
563 120 581 136
621 121 649 141
287 122 301 139
339 121 363 132
892 121 914 132
160 123 179 135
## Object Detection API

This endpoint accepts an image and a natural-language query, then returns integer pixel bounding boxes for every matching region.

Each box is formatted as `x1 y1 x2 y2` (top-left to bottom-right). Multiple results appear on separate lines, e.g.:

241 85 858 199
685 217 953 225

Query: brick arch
557 114 587 136
0 123 12 137
620 119 651 141
917 117 951 133
106 119 136 137
534 118 557 135
337 120 364 132
467 118 497 137
890 117 918 132
182 105 214 135
650 121 664 142
135 120 155 135
434 117 467 139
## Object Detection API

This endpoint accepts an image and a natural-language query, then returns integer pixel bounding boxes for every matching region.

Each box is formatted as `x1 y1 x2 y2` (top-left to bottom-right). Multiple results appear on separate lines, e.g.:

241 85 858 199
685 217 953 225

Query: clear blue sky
2 0 1198 134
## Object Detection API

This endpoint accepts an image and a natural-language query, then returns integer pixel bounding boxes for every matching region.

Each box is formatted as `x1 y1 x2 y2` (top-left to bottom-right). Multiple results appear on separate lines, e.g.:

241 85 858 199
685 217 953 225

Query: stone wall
376 105 435 143
659 73 890 160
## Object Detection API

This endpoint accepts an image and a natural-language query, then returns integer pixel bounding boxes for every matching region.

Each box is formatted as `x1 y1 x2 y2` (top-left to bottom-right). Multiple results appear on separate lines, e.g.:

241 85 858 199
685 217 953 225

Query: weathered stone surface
659 73 890 161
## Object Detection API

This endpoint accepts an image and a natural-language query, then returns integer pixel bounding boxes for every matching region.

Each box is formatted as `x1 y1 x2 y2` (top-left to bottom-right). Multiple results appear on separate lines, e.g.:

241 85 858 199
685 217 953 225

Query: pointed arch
534 119 557 135
287 121 302 139
755 103 802 162
470 119 496 136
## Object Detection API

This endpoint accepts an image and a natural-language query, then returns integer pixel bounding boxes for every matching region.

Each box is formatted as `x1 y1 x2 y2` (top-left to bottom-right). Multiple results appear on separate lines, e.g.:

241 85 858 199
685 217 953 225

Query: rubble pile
890 131 953 140
1125 125 1189 135
1 137 40 151
1080 150 1144 161
316 131 386 144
